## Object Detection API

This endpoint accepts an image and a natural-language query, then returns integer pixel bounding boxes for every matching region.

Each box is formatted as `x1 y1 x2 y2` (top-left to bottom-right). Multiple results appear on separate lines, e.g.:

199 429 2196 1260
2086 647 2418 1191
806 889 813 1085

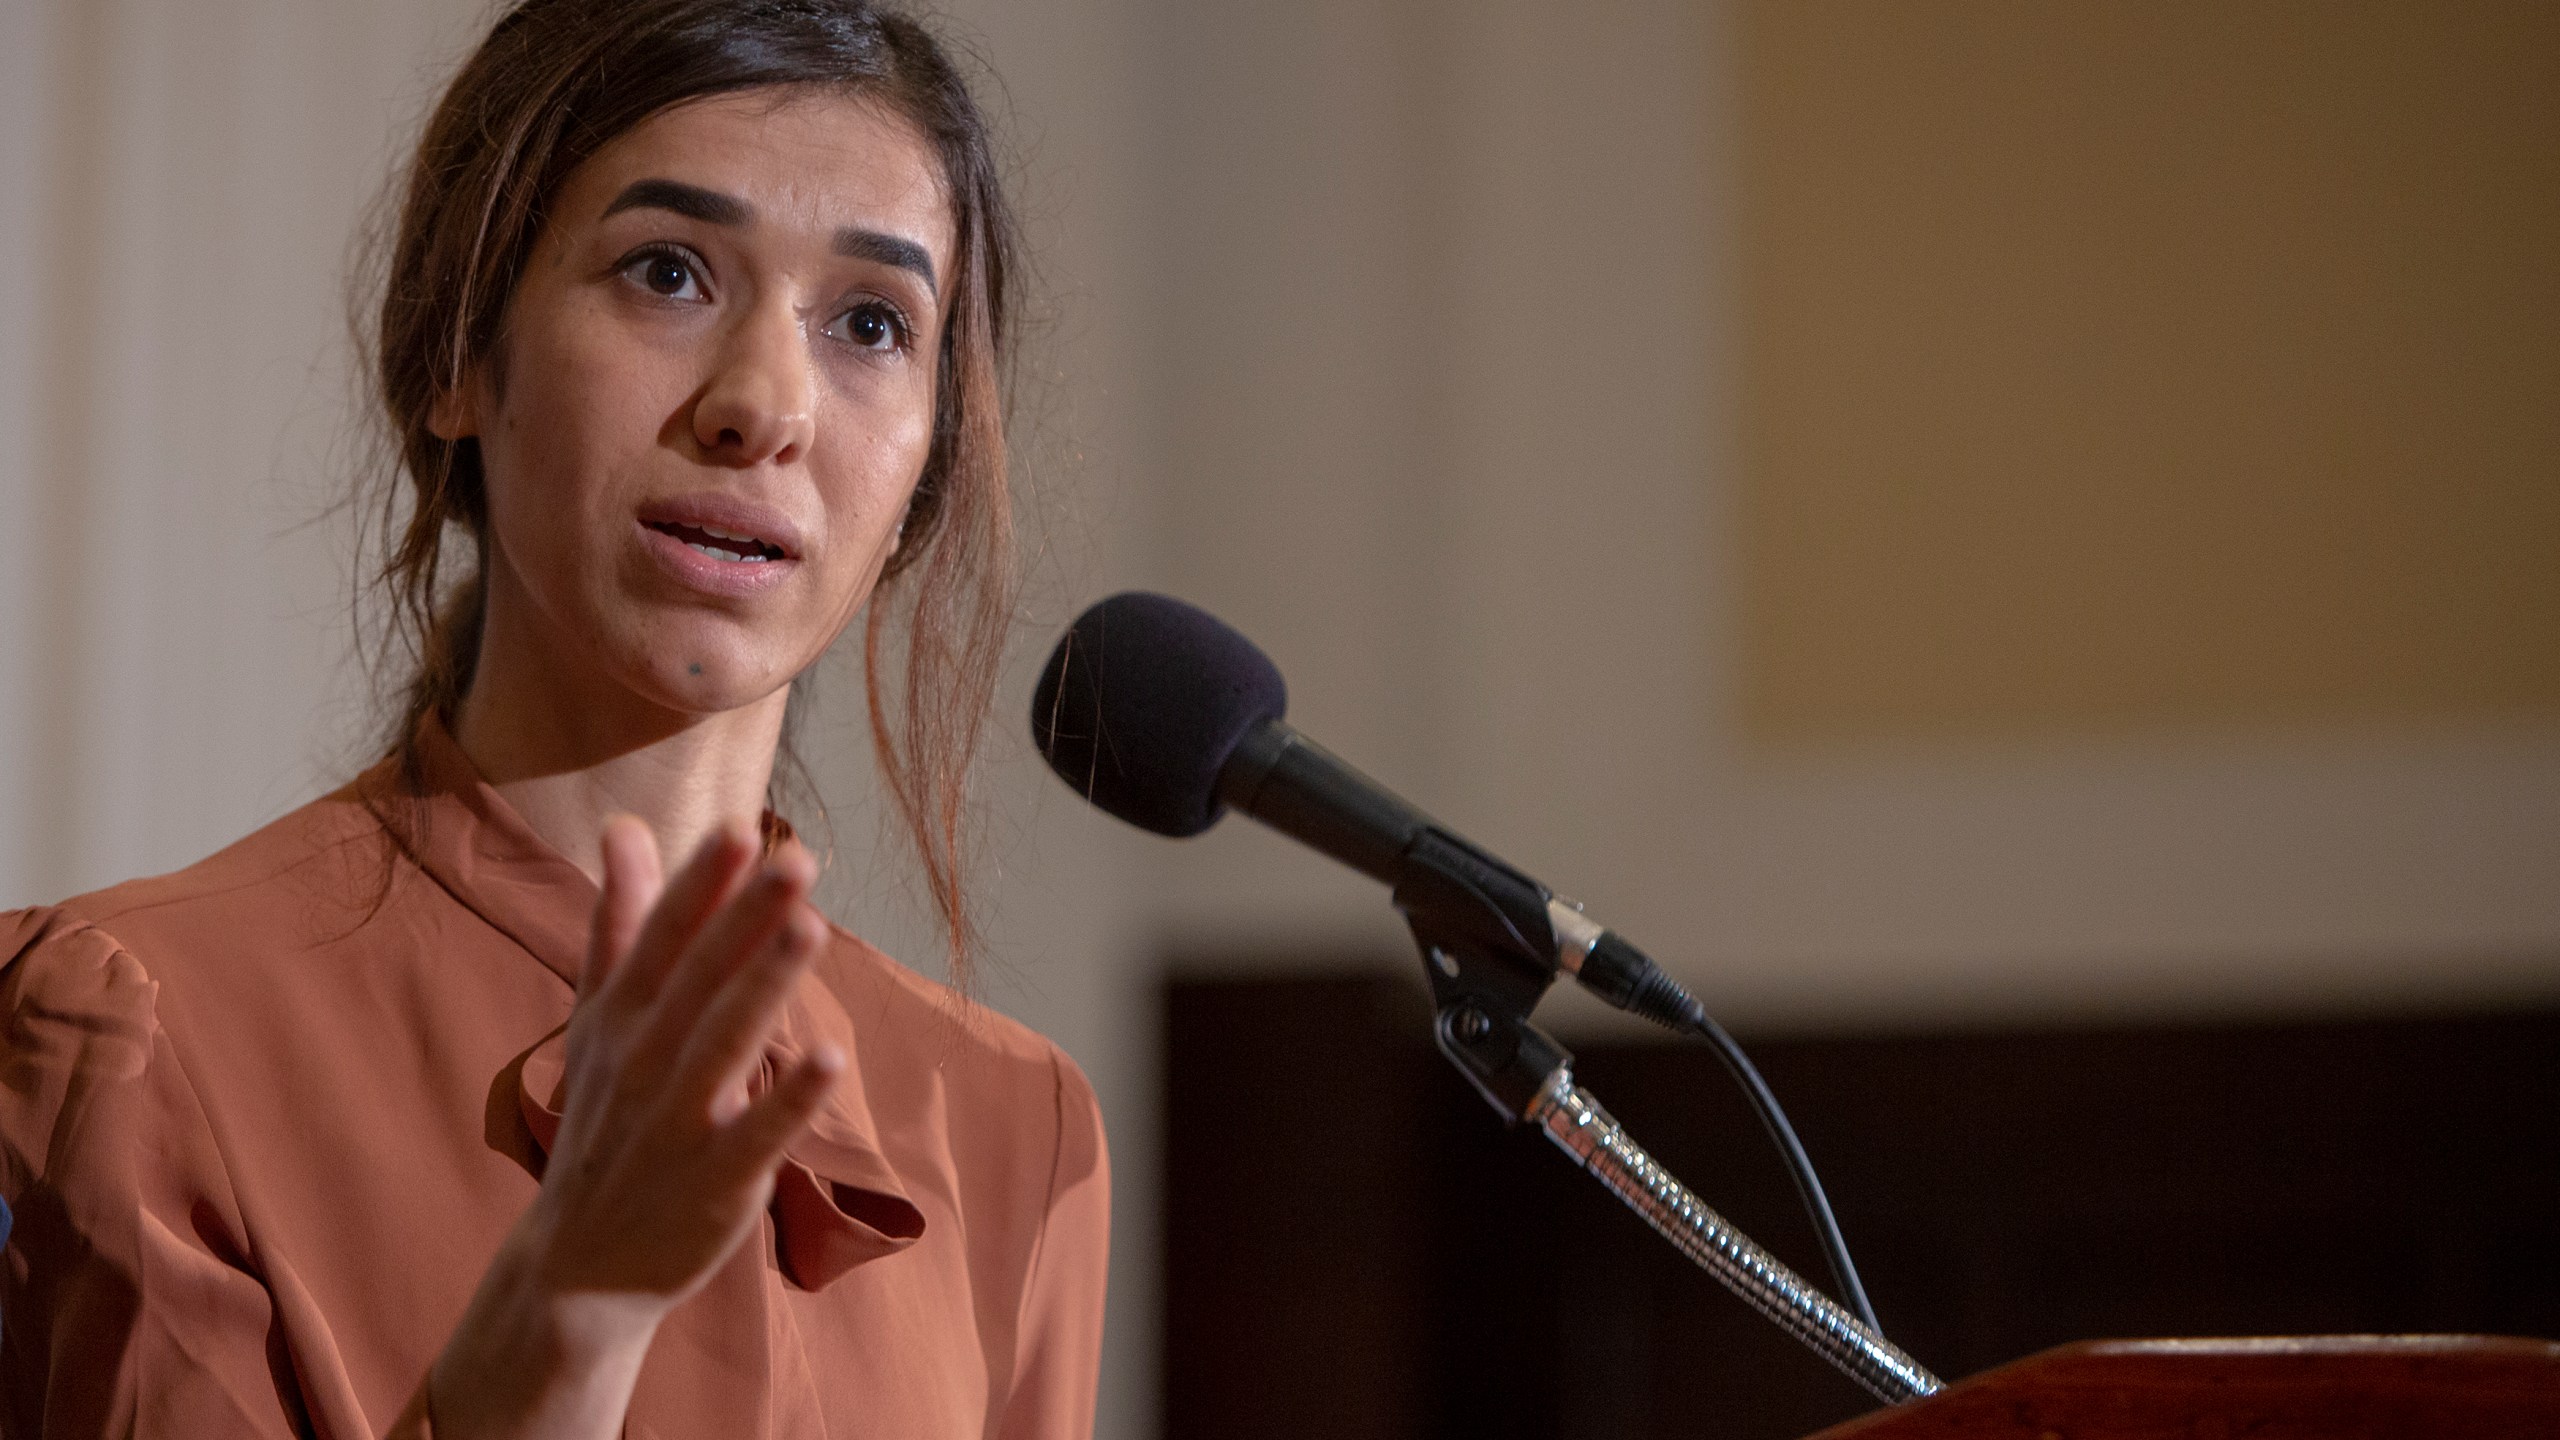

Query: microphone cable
1592 926 1882 1331
1676 1005 1881 1334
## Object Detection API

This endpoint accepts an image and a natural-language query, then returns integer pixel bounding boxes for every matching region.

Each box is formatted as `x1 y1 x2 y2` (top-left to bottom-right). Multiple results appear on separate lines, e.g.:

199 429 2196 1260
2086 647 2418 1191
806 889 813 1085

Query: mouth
634 499 803 599
641 519 788 564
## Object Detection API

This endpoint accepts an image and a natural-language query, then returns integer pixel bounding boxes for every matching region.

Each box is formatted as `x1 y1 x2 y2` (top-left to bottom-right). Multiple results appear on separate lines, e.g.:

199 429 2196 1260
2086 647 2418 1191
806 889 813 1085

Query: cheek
820 384 939 564
482 314 680 551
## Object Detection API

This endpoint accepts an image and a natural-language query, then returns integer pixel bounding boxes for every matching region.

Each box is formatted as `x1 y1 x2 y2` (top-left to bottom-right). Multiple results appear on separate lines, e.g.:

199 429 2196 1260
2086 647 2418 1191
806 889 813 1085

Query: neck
451 602 788 886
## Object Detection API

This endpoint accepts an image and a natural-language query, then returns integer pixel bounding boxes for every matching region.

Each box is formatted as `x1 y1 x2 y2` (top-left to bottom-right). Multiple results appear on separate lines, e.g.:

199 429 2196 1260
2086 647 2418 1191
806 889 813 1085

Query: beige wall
1739 0 2560 744
0 0 487 903
4 4 2557 1440
1091 0 2560 1025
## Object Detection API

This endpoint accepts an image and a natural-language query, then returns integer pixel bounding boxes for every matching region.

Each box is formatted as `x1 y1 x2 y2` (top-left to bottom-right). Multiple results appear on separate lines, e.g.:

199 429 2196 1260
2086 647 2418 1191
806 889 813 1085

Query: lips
635 494 806 598
645 519 785 563
637 495 806 561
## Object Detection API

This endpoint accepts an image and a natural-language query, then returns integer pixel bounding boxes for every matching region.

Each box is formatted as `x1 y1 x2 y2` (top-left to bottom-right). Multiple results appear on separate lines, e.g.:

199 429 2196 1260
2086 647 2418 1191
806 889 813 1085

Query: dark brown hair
359 0 1018 983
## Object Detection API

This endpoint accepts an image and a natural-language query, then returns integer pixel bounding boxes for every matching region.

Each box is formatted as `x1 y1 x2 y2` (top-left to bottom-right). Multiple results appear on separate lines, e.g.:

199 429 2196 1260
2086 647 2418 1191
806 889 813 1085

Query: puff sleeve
0 908 316 1438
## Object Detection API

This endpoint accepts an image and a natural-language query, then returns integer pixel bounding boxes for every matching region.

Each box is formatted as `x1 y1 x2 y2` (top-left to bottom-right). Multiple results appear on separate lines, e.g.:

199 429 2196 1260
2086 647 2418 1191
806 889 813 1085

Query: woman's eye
829 300 908 352
622 249 704 301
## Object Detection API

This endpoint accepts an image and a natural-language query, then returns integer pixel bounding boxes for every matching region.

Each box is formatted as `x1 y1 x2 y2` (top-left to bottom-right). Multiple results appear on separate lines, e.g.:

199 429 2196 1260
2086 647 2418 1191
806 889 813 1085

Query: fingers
583 816 663 1002
613 817 762 1004
663 839 816 1006
684 902 828 1123
574 816 831 1153
650 846 819 1086
717 1043 845 1175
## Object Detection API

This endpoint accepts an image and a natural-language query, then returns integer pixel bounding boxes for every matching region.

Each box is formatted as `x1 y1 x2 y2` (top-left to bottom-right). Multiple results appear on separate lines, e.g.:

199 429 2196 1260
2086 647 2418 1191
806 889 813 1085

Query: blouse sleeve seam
1008 1045 1075 1345
118 940 259 1270
160 1029 250 1232
67 828 383 930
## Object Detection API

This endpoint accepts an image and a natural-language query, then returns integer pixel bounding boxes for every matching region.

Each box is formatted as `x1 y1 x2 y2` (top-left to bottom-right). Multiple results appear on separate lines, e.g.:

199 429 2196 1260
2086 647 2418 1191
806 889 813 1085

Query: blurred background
1 1 2553 1436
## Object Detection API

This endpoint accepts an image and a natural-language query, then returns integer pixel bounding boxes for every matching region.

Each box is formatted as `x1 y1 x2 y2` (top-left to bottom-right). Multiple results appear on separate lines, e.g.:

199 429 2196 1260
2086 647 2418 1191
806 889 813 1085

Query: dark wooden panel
1161 970 1439 1440
1162 969 2560 1439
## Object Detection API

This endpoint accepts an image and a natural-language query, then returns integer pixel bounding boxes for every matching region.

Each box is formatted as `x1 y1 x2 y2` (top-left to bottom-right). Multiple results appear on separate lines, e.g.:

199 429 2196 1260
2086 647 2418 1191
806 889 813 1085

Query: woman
0 3 1107 1437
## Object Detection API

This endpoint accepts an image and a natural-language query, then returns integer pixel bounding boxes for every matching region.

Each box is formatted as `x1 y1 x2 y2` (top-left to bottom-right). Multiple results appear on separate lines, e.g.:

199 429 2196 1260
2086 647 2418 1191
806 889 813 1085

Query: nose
691 299 817 468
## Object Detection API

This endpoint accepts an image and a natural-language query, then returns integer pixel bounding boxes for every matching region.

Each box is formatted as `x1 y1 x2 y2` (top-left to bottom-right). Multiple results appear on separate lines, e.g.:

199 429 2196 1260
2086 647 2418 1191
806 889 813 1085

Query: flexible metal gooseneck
1526 1067 1943 1405
1426 977 1942 1408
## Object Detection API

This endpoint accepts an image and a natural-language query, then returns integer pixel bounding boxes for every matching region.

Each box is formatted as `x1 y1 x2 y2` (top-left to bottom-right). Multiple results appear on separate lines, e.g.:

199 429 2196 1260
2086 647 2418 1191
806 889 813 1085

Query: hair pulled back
362 0 1018 983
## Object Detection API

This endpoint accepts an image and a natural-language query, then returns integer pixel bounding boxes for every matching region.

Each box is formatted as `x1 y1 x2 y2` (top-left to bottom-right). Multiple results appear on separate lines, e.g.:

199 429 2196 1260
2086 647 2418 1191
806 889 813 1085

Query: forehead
563 88 955 273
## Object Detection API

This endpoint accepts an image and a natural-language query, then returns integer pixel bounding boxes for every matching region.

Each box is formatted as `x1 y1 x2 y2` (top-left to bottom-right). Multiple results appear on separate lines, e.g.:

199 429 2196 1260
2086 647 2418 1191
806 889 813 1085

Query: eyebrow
600 177 939 291
835 228 937 292
602 178 749 227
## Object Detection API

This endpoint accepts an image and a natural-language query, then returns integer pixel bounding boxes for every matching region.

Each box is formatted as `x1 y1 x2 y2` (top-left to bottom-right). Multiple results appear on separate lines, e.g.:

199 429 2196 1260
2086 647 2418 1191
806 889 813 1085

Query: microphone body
1030 590 1703 1029
1215 720 1422 884
1217 718 1701 1030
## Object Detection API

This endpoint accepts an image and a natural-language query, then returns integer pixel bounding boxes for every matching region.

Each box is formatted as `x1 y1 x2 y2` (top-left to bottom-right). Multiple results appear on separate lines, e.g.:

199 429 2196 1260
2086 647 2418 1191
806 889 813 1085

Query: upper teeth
675 523 776 563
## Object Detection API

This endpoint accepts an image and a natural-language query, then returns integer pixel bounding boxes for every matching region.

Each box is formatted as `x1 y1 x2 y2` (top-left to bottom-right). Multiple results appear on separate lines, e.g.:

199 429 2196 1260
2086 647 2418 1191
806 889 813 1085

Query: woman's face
436 88 955 719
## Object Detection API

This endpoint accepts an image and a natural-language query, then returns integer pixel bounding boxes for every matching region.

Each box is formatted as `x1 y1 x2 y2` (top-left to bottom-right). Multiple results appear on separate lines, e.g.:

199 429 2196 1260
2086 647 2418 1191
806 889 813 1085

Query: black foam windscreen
1031 592 1289 838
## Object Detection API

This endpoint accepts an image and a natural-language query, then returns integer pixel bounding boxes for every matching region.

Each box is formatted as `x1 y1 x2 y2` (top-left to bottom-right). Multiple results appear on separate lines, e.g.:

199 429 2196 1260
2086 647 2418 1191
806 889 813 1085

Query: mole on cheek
689 663 704 676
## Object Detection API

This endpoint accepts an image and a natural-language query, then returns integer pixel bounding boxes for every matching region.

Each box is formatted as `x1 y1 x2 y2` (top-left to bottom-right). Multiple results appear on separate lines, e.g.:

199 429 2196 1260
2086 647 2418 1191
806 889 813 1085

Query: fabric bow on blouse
514 997 927 1290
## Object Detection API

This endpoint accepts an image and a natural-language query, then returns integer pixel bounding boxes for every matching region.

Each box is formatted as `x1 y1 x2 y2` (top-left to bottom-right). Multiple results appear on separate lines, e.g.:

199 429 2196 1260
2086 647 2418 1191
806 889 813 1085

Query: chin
620 643 795 718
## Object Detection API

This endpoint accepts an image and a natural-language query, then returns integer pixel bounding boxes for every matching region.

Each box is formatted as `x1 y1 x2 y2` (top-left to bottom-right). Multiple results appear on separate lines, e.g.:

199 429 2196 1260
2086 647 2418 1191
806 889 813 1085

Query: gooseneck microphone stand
1031 588 1941 1405
1395 833 1944 1407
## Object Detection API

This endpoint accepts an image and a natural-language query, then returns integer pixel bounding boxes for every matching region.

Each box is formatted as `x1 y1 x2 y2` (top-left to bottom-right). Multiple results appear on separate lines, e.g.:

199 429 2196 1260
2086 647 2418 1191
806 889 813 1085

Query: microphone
1030 592 1897 1341
1029 591 1707 1031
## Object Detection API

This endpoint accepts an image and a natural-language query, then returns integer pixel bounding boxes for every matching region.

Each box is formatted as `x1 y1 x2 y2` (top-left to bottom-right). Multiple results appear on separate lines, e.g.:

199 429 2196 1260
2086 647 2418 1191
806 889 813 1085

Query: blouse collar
366 712 926 1288
385 710 600 989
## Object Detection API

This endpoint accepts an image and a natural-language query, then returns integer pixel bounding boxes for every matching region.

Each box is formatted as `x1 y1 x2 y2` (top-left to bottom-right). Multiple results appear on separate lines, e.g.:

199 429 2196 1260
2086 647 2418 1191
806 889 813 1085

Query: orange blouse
0 721 1108 1439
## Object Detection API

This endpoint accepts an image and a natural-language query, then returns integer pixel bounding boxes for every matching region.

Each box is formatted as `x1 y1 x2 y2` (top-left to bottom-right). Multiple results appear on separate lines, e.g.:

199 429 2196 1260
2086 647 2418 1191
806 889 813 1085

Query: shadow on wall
1162 967 2560 1440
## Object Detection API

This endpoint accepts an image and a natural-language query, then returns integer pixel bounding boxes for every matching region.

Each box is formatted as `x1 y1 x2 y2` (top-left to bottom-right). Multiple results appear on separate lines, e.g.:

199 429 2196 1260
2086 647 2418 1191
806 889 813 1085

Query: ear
427 379 481 442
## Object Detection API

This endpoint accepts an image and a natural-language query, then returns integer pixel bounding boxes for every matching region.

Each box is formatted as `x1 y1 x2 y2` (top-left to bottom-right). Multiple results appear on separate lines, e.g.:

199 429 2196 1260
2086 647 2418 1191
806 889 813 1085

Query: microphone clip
1394 828 1577 1123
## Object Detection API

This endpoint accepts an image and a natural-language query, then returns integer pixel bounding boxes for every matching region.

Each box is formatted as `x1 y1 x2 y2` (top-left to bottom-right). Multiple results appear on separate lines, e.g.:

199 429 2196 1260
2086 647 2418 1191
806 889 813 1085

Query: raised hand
429 816 840 1440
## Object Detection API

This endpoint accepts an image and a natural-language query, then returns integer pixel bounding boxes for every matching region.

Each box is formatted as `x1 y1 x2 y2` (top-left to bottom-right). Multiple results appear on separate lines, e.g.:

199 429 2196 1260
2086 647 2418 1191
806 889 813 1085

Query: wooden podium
1804 1335 2560 1439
